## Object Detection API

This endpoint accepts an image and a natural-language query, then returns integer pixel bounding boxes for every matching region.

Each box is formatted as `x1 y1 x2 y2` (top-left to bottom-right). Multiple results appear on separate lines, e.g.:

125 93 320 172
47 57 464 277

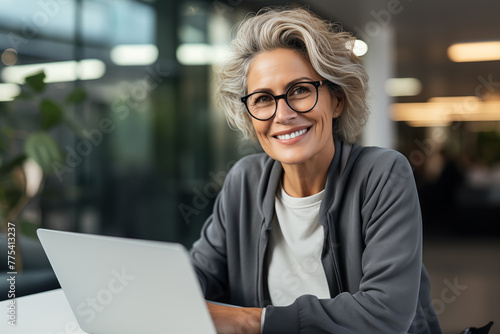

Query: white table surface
0 289 88 334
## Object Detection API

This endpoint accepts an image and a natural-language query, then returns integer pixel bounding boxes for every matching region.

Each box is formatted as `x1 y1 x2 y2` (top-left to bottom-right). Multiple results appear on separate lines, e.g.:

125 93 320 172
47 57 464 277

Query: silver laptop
37 228 216 334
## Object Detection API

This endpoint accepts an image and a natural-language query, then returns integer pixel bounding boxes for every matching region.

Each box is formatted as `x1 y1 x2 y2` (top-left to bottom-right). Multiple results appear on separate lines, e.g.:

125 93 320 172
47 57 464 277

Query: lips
275 128 308 140
272 126 311 143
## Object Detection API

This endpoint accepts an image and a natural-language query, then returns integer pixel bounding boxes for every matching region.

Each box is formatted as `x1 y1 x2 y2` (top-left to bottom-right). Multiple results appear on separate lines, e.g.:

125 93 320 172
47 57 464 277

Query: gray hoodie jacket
190 140 442 333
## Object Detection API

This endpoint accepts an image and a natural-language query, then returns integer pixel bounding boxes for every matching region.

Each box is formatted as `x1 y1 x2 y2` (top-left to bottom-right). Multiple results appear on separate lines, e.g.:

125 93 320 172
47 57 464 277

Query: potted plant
0 71 86 272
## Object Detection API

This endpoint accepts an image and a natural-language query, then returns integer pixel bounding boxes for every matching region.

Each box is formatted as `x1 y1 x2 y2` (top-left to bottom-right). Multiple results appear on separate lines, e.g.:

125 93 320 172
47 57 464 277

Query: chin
268 149 311 166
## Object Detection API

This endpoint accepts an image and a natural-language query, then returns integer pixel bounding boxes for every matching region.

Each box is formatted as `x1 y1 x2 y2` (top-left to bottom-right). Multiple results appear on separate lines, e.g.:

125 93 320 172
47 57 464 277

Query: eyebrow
249 76 314 94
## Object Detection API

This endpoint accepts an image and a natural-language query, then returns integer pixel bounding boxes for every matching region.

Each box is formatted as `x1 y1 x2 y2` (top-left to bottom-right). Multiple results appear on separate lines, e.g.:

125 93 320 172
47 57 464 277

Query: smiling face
246 48 344 168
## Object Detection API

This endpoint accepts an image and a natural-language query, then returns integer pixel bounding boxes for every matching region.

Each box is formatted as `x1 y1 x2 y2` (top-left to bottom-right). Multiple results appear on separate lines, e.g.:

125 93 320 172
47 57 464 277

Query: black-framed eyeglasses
240 80 332 121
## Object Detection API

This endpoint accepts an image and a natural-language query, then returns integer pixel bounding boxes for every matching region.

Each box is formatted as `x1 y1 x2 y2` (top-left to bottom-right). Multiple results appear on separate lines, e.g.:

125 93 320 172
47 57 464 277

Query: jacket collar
319 139 359 220
260 159 283 229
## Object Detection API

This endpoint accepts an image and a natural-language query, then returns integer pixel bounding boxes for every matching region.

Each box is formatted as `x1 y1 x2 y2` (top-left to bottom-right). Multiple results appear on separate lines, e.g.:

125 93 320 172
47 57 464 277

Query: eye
252 93 273 105
290 84 311 96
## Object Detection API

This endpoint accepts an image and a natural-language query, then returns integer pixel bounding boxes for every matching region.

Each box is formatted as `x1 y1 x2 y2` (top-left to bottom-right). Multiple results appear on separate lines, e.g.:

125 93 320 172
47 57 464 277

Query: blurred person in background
189 7 441 334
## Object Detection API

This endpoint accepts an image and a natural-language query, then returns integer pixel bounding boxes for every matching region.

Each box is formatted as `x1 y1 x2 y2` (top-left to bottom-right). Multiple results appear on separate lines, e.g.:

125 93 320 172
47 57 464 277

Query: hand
207 302 262 334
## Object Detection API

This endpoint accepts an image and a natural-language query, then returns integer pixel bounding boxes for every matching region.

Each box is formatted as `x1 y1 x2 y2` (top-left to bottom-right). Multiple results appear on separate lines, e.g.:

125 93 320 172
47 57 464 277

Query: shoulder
351 145 412 175
356 145 408 166
227 153 275 181
218 153 278 217
223 153 281 207
346 145 415 190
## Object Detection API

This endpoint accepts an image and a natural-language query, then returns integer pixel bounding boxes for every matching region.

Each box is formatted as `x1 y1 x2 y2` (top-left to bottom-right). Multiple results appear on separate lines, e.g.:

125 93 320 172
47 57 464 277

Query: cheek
252 119 270 138
251 121 269 148
315 105 334 130
311 108 334 142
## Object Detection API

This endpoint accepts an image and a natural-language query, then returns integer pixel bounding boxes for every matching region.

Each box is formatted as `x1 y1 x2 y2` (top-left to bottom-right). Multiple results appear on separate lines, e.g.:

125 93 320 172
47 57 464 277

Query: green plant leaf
66 87 87 105
24 132 62 174
19 220 39 239
24 71 46 93
41 99 64 130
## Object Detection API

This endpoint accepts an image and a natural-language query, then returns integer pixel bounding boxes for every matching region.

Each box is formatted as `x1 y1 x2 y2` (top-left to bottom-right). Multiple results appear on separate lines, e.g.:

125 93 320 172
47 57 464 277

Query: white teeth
276 128 308 140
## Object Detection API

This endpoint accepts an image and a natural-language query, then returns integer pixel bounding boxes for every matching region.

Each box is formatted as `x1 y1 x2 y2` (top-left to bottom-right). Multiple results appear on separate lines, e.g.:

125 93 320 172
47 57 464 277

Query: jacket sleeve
263 151 423 334
189 173 231 301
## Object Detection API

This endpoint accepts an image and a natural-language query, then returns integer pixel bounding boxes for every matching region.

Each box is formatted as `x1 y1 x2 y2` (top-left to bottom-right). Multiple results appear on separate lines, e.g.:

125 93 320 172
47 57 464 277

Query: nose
274 96 297 124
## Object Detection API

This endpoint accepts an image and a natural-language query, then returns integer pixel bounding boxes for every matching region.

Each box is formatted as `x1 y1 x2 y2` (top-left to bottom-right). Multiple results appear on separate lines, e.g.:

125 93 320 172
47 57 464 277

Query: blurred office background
0 0 499 332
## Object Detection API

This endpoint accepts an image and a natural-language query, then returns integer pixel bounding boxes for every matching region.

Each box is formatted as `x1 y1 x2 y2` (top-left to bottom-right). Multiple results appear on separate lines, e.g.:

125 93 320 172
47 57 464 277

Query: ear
332 94 345 118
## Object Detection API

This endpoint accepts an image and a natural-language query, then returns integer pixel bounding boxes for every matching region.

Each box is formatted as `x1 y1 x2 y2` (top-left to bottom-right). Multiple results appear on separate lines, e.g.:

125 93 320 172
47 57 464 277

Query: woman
190 7 442 334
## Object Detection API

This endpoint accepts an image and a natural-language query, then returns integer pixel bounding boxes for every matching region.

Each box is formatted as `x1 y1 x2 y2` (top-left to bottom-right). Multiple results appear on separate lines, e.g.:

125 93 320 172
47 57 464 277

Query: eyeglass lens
246 82 318 120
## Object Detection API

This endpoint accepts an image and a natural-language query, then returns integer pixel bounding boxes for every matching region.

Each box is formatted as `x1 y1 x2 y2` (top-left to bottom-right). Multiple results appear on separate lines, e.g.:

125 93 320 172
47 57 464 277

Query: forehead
247 48 318 90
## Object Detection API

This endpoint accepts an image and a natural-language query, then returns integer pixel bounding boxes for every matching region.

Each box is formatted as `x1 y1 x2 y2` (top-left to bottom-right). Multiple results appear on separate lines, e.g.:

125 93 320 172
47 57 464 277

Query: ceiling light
110 44 159 66
392 102 448 123
0 83 21 102
176 43 230 66
428 96 481 112
406 120 452 127
392 99 500 126
1 59 106 84
447 41 500 62
385 78 422 97
345 40 368 57
353 40 368 57
428 96 481 103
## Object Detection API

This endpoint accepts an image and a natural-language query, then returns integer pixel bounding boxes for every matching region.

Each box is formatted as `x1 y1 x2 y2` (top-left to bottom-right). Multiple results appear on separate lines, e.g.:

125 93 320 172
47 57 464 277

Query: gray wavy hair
216 7 370 144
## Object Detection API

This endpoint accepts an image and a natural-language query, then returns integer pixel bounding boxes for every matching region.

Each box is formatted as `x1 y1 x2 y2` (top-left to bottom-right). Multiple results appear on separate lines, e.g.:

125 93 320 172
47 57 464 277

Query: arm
189 172 265 333
263 152 423 333
207 302 262 334
189 182 230 301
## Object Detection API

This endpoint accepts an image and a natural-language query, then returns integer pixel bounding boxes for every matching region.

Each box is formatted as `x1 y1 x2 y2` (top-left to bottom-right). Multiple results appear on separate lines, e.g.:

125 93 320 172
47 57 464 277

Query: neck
281 140 335 197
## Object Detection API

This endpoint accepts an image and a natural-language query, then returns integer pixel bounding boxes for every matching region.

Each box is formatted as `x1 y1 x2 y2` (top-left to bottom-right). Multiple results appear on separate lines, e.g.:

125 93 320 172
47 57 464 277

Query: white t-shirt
266 184 331 306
